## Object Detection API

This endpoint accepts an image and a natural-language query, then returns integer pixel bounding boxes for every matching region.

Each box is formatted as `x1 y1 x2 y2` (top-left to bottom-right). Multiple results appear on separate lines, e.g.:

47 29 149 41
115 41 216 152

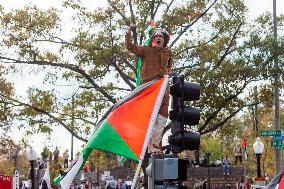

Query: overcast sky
1 0 284 156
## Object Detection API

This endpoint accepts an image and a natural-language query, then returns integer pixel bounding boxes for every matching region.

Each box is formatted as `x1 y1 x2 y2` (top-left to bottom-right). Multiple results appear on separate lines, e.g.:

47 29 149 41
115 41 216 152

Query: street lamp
253 138 264 178
205 152 211 189
27 147 36 189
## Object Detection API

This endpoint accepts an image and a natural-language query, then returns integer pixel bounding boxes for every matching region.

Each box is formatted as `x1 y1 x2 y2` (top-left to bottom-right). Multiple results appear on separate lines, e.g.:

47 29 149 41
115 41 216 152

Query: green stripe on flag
53 175 62 187
82 121 138 162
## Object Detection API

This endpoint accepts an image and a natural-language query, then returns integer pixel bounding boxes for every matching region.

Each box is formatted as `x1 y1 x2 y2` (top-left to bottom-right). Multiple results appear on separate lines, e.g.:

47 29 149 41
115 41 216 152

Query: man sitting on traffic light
125 24 172 153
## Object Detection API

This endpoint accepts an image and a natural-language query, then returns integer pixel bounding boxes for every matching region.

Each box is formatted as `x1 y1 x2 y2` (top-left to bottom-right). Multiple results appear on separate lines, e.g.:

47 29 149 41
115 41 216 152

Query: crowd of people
104 176 128 189
68 174 141 189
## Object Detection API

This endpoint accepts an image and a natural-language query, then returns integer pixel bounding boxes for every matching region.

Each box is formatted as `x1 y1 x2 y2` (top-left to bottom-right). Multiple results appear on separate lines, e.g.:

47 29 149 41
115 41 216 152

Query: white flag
41 162 51 189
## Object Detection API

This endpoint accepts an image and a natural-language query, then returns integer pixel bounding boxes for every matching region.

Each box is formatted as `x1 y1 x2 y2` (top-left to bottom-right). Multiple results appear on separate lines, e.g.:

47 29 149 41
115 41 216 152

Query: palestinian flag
276 172 284 189
241 137 248 160
56 76 168 189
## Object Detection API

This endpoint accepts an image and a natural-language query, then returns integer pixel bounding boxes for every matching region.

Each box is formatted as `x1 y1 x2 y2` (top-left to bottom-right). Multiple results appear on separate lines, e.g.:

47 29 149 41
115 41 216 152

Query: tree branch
150 0 155 20
201 102 259 134
129 0 135 24
107 0 130 26
110 28 135 89
165 0 175 15
111 60 136 90
79 85 132 91
215 22 242 68
0 93 88 142
170 0 218 47
176 15 232 56
199 78 248 132
200 107 242 135
35 38 103 50
122 58 136 74
58 113 98 127
0 56 117 104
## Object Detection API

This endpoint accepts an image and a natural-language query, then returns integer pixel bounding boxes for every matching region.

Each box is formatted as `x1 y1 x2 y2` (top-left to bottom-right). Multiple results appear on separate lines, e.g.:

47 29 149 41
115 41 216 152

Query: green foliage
88 150 118 170
1 5 60 59
0 71 14 130
200 136 223 161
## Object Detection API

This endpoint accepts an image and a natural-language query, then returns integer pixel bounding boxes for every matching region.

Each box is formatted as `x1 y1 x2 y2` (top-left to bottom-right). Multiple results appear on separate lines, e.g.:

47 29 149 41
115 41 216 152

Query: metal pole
256 154 261 178
207 156 210 189
206 153 211 189
71 95 74 161
30 160 35 189
254 86 258 137
273 0 282 174
71 135 73 161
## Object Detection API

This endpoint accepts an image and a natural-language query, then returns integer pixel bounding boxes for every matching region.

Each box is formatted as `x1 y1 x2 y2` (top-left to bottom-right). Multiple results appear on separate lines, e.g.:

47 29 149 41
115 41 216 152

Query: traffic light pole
273 0 282 174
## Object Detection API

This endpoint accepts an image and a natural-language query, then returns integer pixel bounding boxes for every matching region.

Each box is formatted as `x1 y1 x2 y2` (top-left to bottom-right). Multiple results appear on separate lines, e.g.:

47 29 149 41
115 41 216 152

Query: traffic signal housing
146 154 188 189
168 75 201 153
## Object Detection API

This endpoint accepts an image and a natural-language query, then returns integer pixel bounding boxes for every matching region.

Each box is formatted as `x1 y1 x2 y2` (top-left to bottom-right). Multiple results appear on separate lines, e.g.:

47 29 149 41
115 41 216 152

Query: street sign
271 140 282 147
272 136 284 141
13 170 19 189
261 130 283 137
275 146 284 150
0 175 13 189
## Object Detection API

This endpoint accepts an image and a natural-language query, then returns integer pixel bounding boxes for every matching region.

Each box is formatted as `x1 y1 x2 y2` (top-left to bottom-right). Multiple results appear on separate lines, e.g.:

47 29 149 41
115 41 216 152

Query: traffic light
146 154 188 189
168 75 201 153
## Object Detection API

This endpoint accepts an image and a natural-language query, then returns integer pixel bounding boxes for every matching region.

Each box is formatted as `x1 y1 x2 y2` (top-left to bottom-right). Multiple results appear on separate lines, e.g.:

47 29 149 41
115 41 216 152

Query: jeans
223 165 230 174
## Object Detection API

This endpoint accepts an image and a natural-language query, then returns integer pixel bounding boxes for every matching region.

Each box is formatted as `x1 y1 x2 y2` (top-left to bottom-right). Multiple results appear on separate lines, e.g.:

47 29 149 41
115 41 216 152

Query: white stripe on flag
60 154 84 189
42 162 51 189
131 75 169 189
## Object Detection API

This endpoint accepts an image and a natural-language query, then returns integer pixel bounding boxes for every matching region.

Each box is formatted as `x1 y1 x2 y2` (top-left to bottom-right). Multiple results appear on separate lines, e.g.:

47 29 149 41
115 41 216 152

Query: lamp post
253 138 264 178
27 147 36 189
205 152 211 189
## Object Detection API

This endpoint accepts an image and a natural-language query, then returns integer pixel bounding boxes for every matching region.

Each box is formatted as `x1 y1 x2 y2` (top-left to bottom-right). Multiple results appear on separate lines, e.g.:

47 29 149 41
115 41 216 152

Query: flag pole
131 76 169 189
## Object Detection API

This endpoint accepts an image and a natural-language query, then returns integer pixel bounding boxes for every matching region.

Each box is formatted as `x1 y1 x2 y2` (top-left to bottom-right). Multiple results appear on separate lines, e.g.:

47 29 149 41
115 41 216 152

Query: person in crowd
223 155 231 175
244 177 252 189
125 175 132 189
236 177 245 189
41 146 49 164
69 181 77 189
120 179 127 189
139 174 145 189
63 149 69 168
202 179 207 189
53 146 59 163
115 177 120 189
106 176 117 189
233 143 242 165
193 179 203 189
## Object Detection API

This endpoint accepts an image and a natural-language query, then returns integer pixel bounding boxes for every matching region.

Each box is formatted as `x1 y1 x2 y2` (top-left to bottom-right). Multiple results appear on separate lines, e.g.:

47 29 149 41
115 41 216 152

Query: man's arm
125 24 145 57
